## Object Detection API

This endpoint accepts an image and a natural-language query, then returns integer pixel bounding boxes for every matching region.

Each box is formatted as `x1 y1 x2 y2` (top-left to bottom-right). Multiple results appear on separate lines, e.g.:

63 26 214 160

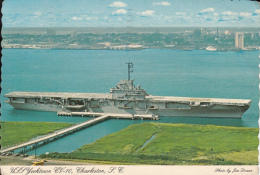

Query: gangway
0 115 109 154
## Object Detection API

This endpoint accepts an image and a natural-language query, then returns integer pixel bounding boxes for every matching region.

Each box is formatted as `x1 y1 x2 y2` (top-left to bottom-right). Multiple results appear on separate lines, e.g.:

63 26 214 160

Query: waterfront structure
235 33 244 50
200 28 207 36
71 31 78 38
5 63 251 118
206 46 217 51
193 29 201 41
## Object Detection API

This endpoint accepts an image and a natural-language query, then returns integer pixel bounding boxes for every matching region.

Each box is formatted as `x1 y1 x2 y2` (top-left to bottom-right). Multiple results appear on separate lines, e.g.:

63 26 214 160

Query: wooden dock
0 115 109 154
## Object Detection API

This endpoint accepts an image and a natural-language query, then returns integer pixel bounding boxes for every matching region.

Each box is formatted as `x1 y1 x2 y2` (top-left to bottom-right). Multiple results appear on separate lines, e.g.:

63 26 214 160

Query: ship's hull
7 102 64 112
7 100 249 118
4 91 251 119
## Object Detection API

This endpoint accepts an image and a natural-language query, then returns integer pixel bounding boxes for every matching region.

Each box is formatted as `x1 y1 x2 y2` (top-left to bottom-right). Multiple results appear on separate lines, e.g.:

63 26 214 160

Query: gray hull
8 101 248 118
8 102 64 112
4 79 251 119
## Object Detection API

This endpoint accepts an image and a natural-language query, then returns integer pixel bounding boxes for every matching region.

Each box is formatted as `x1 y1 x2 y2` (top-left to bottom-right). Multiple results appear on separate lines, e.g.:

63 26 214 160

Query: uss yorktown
5 62 251 118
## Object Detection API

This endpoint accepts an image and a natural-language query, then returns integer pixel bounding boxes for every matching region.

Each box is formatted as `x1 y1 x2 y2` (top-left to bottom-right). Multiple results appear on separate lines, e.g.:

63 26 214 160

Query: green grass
40 123 259 165
0 121 73 147
79 122 162 154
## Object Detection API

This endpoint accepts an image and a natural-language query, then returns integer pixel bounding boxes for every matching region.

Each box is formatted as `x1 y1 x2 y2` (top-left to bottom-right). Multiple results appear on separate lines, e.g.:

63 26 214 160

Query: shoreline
0 155 111 165
1 122 258 165
2 48 258 52
39 123 258 165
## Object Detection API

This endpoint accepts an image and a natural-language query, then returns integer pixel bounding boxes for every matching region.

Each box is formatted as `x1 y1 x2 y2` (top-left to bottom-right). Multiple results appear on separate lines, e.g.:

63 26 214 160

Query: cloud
72 15 98 21
72 17 83 21
200 8 214 13
217 11 256 23
219 16 234 21
138 10 155 16
222 11 238 16
86 17 98 20
112 9 127 15
198 8 214 15
253 9 260 15
176 12 186 16
239 12 252 17
152 1 171 6
109 1 127 8
34 11 42 16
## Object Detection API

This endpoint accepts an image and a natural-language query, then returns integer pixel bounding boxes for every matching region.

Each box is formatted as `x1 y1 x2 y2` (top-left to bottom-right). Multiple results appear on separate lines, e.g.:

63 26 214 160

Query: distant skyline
3 0 260 27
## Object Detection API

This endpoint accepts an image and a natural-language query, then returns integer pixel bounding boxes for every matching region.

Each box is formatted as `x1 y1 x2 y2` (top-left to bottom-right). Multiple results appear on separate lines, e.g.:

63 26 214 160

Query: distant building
225 30 234 39
71 31 77 38
193 29 201 41
184 36 192 42
251 33 255 39
97 42 111 47
225 30 231 35
109 44 143 50
201 28 207 36
235 33 244 49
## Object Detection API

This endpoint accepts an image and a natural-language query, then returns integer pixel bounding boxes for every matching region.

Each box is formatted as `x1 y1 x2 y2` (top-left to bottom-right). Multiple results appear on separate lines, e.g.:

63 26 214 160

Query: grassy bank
0 121 73 148
40 123 259 165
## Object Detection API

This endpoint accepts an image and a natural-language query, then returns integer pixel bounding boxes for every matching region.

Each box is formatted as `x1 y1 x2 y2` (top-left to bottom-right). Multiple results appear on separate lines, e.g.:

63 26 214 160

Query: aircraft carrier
5 62 251 118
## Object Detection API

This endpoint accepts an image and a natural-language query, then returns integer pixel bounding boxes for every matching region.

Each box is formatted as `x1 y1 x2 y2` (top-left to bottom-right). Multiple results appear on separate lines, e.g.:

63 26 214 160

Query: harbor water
1 49 259 154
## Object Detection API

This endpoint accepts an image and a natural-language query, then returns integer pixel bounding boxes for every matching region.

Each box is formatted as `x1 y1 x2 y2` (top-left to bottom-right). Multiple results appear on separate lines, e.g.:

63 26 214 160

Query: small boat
32 160 44 166
206 46 217 51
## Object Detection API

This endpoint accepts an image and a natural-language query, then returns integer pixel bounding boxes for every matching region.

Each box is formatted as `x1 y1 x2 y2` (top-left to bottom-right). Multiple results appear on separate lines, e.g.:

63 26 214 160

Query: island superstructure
5 62 251 118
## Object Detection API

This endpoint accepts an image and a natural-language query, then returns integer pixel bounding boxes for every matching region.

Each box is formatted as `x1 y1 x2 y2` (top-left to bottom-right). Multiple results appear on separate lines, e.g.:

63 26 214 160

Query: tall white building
235 33 244 49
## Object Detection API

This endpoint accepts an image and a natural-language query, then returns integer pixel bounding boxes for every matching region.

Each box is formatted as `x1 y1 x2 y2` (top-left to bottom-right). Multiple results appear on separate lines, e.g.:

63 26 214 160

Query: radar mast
126 62 133 80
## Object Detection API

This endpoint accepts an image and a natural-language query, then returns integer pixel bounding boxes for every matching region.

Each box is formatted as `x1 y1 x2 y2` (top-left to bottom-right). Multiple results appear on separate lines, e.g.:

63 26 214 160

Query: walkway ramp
58 111 159 120
1 112 158 154
0 115 109 154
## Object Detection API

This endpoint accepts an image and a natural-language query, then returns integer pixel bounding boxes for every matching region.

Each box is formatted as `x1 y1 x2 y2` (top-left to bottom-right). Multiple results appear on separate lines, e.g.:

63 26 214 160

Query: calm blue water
1 49 259 154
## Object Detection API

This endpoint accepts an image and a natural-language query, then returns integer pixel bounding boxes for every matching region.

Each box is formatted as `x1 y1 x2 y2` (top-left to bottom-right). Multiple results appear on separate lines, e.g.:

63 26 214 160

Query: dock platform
57 111 159 120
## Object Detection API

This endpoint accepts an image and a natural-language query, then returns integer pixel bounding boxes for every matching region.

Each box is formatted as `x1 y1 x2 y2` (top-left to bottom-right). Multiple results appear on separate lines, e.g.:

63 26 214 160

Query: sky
2 0 260 27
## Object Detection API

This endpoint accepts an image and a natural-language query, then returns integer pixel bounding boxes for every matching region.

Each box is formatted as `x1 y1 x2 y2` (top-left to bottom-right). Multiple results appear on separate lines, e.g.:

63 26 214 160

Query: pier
1 113 158 154
0 115 109 154
57 112 159 120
